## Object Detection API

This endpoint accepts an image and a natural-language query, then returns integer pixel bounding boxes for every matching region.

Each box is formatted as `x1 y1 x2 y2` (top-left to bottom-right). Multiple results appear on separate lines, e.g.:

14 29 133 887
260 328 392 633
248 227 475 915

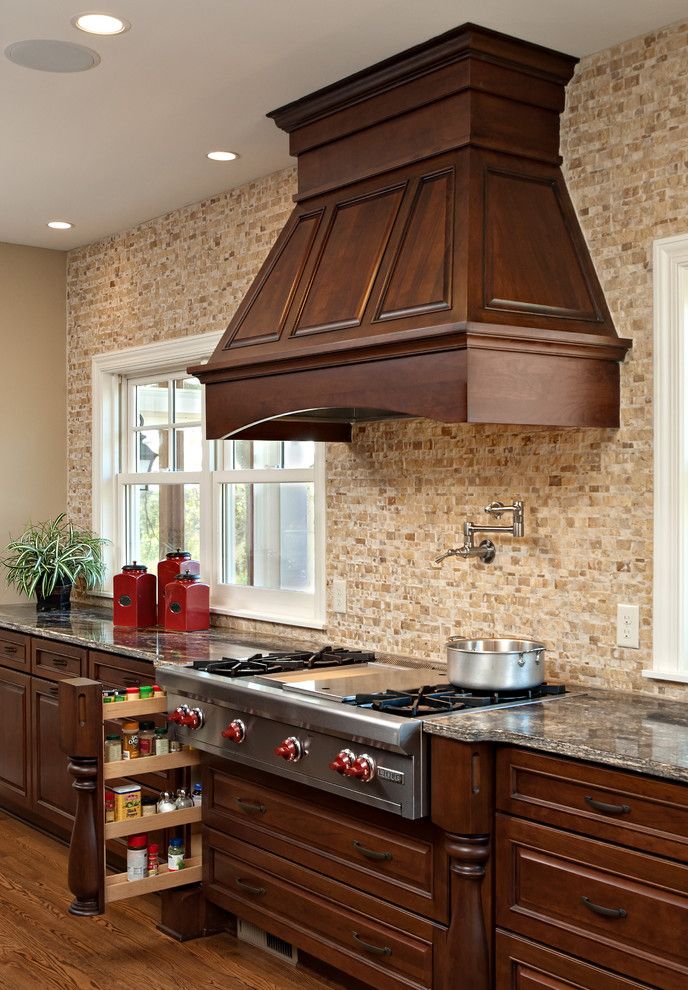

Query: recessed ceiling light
73 13 130 36
207 151 238 162
47 220 74 230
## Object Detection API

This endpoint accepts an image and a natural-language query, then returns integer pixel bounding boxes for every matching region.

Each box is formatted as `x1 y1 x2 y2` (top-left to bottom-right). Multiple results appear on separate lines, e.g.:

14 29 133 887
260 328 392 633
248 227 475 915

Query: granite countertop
423 689 688 785
0 603 319 666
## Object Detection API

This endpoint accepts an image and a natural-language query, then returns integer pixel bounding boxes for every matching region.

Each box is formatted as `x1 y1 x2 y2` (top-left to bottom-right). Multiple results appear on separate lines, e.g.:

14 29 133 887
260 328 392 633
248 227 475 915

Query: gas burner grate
192 646 375 678
343 682 566 718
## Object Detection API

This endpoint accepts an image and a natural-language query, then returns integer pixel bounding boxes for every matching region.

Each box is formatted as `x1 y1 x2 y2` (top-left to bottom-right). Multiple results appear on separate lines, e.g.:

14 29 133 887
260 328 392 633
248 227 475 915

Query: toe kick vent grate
237 918 298 964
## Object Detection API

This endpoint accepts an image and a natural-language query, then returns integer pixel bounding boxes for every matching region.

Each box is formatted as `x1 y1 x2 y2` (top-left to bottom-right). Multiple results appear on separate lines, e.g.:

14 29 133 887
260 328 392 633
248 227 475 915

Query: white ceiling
3 0 686 250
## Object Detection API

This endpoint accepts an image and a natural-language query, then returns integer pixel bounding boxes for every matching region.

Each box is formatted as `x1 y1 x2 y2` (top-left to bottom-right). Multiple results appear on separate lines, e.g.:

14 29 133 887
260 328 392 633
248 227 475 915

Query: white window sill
641 669 688 686
86 590 327 632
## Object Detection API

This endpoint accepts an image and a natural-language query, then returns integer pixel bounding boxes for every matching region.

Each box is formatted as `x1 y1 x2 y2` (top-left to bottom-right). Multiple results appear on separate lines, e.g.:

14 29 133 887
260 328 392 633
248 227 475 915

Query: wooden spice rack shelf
103 697 169 718
103 749 200 780
104 805 201 840
105 857 203 904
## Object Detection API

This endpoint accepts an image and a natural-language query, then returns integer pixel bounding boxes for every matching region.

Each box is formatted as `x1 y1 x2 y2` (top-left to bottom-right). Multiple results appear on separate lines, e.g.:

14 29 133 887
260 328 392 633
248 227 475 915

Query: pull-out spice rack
59 678 202 915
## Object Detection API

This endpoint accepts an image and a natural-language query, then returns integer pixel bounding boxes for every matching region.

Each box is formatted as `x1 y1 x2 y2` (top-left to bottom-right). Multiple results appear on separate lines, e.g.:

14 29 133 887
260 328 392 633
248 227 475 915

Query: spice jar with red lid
157 549 199 625
164 570 209 632
113 562 157 628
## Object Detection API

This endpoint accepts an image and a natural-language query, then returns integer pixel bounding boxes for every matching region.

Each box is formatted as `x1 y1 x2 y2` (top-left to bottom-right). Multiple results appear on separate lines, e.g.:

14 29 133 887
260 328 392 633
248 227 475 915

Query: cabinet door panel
0 630 29 672
496 932 652 989
0 667 31 809
31 678 76 831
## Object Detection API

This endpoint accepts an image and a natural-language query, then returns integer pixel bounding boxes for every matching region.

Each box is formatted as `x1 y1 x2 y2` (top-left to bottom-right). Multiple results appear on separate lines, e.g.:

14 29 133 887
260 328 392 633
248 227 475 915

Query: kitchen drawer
203 763 446 921
31 638 86 682
204 827 434 990
88 650 155 689
496 931 653 990
0 630 29 672
496 747 688 862
496 814 688 989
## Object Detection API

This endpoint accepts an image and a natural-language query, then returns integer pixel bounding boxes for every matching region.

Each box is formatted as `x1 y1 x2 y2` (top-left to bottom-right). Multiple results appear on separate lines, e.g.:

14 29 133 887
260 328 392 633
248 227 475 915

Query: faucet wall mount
435 500 525 566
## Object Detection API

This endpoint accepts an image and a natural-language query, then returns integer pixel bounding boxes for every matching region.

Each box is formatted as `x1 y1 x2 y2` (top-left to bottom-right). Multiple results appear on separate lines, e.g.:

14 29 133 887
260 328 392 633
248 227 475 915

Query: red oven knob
329 749 355 775
222 719 246 743
344 754 376 783
168 705 204 730
275 737 302 762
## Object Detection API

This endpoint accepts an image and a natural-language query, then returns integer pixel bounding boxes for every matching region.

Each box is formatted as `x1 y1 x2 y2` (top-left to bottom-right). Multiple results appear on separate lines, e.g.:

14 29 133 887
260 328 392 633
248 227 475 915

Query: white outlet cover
616 604 640 649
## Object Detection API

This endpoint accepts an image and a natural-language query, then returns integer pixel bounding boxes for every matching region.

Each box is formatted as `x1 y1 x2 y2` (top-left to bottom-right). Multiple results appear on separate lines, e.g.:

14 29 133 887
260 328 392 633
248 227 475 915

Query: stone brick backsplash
68 21 688 696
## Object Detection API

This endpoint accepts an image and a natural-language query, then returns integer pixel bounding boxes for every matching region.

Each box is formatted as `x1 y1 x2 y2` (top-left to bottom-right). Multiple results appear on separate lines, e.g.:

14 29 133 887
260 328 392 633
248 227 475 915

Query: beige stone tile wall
67 21 688 696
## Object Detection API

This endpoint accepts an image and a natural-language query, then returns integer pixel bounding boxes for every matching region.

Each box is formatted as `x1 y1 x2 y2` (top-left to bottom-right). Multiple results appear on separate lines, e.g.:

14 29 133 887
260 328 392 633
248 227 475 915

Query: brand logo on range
377 767 404 784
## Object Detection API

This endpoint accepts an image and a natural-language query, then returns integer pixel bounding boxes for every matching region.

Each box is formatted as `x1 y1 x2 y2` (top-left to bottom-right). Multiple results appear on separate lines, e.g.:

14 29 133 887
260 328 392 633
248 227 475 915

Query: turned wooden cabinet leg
66 755 102 915
442 833 491 990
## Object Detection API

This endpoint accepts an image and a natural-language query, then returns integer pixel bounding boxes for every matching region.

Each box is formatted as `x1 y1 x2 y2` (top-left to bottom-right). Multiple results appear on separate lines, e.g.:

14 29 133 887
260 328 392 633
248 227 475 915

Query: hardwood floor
0 811 346 990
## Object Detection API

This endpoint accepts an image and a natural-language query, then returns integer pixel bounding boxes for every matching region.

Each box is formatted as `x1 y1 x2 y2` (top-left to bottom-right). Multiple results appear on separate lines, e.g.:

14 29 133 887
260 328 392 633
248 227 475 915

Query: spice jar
121 720 139 759
138 721 155 757
164 570 210 632
157 549 199 625
168 836 185 871
141 797 157 818
192 783 202 807
153 726 169 755
114 561 157 628
139 685 153 700
147 843 159 877
104 734 122 763
175 788 194 810
114 691 126 703
125 686 139 702
157 792 177 814
152 684 165 698
127 834 148 882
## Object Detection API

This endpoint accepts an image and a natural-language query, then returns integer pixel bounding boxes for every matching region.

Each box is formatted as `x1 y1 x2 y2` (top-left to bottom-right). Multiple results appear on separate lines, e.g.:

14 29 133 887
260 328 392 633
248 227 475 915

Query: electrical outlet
616 604 640 649
332 578 347 614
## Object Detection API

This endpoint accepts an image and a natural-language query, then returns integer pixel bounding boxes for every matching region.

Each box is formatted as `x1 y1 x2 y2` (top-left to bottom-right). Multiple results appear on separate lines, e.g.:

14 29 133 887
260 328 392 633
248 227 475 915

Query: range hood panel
193 24 631 440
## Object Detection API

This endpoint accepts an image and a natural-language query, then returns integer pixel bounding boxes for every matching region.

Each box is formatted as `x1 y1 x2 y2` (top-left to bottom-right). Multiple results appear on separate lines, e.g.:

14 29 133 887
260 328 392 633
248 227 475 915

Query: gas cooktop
191 646 375 679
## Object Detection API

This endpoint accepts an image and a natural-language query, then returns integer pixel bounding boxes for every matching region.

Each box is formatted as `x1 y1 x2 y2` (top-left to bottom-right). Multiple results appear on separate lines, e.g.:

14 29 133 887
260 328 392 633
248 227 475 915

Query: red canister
164 570 209 632
157 549 199 624
113 562 157 628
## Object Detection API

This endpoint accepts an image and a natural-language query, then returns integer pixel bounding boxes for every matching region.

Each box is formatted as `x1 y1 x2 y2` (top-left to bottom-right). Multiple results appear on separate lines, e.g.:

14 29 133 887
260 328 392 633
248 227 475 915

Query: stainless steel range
156 646 566 820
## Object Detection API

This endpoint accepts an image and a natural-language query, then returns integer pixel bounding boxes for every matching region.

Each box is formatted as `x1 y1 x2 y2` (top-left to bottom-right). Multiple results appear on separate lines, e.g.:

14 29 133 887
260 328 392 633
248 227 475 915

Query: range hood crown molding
194 23 631 441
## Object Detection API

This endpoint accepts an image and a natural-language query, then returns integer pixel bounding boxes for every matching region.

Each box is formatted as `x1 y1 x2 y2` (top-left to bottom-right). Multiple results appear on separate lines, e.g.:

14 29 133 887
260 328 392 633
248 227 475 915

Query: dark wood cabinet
0 664 31 811
0 630 29 672
88 650 155 689
496 932 652 989
31 677 76 831
31 639 86 682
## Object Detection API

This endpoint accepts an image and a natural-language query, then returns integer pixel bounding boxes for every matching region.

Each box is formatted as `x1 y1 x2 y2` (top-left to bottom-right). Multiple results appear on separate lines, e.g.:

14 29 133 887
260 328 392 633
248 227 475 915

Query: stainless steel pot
446 638 546 691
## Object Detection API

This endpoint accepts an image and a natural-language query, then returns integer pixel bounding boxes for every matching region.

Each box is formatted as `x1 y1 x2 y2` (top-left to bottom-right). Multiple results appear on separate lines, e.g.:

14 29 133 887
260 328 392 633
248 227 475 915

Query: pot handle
518 650 542 667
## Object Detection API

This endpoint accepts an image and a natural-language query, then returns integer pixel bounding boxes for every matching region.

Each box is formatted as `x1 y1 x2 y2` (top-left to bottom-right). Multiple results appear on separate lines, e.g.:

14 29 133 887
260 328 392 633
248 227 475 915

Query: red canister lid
122 561 147 573
127 834 147 849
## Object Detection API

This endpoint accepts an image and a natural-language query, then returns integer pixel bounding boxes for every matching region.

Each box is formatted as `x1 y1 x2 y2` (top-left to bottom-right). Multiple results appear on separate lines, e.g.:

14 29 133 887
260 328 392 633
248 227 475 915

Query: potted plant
2 513 108 611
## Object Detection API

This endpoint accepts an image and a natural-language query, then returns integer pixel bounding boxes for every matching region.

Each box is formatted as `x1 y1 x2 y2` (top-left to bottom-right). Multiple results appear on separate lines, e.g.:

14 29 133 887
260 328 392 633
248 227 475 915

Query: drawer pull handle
3 646 18 655
235 877 266 896
234 798 267 815
49 657 69 667
581 895 627 920
584 795 631 816
122 677 142 686
49 687 59 695
352 932 392 957
352 840 393 862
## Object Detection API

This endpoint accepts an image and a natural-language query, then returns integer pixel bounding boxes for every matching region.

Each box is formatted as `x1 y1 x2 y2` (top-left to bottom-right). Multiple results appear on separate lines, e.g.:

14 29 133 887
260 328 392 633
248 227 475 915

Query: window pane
174 427 203 471
284 441 315 469
135 429 169 472
136 381 169 428
221 439 315 470
125 483 201 575
173 378 202 425
221 482 314 592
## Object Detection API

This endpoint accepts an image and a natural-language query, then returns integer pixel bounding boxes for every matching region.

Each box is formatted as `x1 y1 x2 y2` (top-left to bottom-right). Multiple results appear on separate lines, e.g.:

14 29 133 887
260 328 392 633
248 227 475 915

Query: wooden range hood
192 23 631 442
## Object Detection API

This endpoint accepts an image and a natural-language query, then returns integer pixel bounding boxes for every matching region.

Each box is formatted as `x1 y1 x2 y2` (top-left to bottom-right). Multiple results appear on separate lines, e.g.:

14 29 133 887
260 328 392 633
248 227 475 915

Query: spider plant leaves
2 514 109 602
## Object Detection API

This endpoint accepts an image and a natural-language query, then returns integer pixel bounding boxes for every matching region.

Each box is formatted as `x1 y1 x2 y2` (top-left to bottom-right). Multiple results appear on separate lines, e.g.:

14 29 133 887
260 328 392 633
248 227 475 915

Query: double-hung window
92 334 325 627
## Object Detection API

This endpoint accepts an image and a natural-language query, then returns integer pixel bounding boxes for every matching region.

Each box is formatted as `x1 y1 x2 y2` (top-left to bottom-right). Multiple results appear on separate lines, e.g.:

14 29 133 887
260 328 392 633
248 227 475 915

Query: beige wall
0 242 67 603
66 20 688 696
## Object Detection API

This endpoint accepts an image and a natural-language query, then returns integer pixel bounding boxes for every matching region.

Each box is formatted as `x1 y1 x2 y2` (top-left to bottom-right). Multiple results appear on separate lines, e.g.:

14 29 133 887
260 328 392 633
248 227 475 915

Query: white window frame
645 233 688 683
91 332 326 629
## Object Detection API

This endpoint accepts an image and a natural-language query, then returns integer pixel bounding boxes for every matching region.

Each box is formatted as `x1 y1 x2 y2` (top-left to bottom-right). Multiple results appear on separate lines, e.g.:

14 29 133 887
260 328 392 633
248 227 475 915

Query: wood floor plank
0 811 346 990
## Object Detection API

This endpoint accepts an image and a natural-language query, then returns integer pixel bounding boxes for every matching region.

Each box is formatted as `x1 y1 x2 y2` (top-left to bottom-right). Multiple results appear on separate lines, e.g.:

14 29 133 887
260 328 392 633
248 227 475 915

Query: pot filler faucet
435 499 524 566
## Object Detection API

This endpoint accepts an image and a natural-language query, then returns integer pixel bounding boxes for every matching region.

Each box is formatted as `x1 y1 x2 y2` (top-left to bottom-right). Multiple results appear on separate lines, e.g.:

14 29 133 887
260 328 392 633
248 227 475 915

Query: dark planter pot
36 582 72 612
